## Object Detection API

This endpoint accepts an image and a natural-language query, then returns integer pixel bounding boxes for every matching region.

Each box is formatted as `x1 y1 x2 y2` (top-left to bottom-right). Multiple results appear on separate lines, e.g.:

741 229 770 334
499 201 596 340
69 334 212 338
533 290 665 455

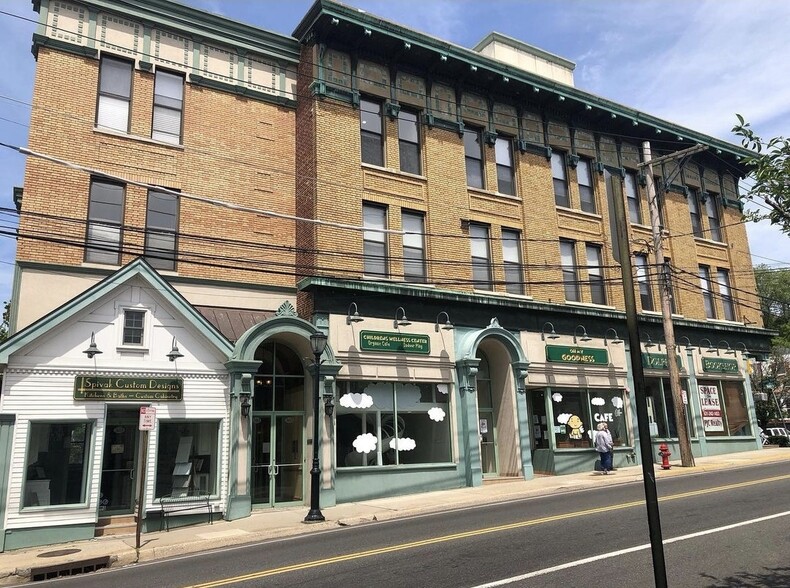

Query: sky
1 0 789 308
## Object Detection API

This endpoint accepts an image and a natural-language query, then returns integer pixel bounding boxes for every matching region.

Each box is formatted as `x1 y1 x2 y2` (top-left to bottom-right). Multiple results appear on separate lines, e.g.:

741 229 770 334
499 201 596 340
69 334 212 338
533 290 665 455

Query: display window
551 389 628 449
644 378 696 438
155 421 220 497
697 380 751 437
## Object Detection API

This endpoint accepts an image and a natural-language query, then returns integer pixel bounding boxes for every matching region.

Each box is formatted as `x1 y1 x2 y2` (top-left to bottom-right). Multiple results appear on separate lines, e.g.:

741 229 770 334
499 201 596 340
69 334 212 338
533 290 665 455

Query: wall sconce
699 338 715 353
394 306 411 328
644 334 661 350
240 395 251 418
604 328 623 346
573 325 592 344
435 311 454 332
717 340 735 355
541 322 560 341
735 342 750 358
82 332 102 359
167 336 184 361
346 302 364 325
677 336 697 352
323 392 335 416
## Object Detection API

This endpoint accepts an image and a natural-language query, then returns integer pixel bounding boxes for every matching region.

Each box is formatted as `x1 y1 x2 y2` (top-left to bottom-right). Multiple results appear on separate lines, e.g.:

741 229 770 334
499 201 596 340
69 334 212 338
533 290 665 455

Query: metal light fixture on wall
82 332 102 359
394 306 411 328
166 337 184 361
435 311 454 332
573 325 592 344
346 302 364 325
541 322 560 341
644 334 661 350
699 338 714 353
677 336 696 352
735 342 750 358
240 395 251 418
323 391 335 416
604 328 623 346
717 340 735 355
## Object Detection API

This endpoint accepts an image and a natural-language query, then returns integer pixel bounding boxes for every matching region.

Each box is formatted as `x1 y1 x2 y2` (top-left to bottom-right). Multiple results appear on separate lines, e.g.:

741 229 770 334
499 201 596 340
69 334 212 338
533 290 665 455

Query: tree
750 350 789 429
753 265 790 348
731 115 790 234
0 301 8 343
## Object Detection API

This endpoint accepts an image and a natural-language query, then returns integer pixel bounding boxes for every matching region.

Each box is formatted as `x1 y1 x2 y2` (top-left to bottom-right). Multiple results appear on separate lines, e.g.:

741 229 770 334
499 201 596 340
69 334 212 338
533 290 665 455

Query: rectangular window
152 69 184 145
145 190 179 271
717 268 736 321
586 244 606 305
363 203 388 277
470 223 492 290
645 378 695 438
24 422 92 507
699 265 716 318
402 211 426 283
123 309 146 345
705 194 723 241
698 380 751 437
464 128 484 189
688 189 703 238
502 229 524 295
495 137 515 195
96 56 132 132
635 254 654 311
625 171 642 224
552 152 569 207
552 389 629 448
560 239 579 301
155 421 219 498
85 180 124 265
360 99 384 166
398 109 420 175
578 158 595 213
336 381 452 467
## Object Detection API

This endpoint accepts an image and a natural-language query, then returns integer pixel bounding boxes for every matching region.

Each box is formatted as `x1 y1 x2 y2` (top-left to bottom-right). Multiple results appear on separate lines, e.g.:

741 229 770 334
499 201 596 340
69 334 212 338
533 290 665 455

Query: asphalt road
38 462 790 587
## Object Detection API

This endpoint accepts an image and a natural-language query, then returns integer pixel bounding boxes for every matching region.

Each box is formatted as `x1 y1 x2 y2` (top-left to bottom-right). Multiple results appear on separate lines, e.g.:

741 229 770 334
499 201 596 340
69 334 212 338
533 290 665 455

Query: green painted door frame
0 415 15 552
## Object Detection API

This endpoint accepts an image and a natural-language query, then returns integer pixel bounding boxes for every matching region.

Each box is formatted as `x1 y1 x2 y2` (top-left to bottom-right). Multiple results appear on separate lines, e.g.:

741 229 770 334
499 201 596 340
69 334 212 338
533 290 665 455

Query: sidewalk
2 447 787 585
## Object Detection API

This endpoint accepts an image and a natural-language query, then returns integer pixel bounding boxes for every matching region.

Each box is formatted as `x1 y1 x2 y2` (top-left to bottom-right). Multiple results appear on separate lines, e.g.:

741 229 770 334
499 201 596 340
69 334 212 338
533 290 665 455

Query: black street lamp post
305 330 328 522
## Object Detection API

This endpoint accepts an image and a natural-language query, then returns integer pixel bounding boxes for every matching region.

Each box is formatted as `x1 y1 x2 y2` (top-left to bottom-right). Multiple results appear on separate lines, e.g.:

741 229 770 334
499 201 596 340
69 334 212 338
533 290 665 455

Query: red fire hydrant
658 443 671 470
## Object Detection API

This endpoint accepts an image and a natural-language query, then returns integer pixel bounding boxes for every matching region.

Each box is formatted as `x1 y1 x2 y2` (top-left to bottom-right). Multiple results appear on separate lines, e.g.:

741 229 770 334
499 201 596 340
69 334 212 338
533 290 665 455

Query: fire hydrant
658 443 671 470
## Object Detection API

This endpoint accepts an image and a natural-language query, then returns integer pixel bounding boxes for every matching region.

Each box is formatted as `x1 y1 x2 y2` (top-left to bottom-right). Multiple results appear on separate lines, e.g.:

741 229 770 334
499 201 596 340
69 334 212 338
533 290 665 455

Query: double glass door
251 414 304 506
100 408 139 514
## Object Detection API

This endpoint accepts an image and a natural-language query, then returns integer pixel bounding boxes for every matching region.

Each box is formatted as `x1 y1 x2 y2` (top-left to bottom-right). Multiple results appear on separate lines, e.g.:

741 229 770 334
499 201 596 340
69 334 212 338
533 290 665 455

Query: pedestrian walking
594 422 614 474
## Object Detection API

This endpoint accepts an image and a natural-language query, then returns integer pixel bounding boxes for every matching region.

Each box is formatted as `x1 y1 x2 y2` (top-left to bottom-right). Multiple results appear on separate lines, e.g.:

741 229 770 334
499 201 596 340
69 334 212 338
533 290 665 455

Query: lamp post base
304 509 325 523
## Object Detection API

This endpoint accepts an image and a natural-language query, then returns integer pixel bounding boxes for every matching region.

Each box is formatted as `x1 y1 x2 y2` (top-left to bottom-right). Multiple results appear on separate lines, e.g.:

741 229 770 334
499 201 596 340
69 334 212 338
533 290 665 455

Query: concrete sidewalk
2 447 788 585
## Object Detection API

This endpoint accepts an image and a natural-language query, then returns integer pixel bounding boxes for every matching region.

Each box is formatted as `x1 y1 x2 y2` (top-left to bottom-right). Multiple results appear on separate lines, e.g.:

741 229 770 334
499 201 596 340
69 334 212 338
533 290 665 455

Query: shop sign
545 345 608 365
359 331 430 354
641 353 682 370
701 357 739 373
74 376 183 401
699 384 724 432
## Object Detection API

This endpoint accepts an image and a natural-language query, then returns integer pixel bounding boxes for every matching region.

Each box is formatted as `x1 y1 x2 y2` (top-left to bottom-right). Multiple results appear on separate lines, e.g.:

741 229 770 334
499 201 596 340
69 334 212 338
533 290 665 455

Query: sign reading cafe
74 376 183 401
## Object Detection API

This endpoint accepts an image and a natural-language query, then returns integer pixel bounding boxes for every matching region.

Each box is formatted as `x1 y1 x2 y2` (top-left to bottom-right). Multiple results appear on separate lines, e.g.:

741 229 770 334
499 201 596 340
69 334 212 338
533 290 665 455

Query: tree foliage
732 115 790 234
749 349 790 429
0 301 8 343
754 265 790 348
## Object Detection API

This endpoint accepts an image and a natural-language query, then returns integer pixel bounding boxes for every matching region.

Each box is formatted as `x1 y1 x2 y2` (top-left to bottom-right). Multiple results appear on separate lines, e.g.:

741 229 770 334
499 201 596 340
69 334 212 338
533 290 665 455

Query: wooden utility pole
641 142 705 468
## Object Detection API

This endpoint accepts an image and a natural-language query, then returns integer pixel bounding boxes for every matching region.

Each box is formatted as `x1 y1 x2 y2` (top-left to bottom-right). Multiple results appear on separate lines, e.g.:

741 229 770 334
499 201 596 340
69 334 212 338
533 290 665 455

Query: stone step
95 515 137 537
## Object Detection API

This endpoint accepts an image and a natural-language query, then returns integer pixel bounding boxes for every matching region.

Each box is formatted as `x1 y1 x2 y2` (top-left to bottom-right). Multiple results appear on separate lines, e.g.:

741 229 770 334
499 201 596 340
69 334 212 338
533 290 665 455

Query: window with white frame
363 203 388 277
470 223 492 290
495 137 515 195
699 264 716 319
577 158 595 213
398 109 420 175
560 239 579 301
464 128 484 189
144 190 179 271
502 229 524 295
402 210 426 283
122 309 146 345
586 244 606 305
552 152 569 207
705 194 723 242
96 55 132 132
85 179 124 265
152 69 184 145
635 253 654 311
360 99 384 166
625 171 642 224
717 268 736 321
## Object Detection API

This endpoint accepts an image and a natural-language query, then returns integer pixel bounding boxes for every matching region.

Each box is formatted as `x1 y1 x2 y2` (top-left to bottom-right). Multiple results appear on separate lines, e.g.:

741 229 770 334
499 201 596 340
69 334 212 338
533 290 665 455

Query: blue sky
1 0 789 307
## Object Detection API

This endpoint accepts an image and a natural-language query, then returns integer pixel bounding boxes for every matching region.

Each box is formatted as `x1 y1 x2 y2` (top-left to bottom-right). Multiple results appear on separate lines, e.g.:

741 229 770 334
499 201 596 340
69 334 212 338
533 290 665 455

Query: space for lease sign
699 385 724 432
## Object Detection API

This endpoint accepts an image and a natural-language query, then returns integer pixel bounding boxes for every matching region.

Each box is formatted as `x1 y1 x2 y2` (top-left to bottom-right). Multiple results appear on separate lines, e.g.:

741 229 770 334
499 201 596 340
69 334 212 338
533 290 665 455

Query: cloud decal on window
557 412 572 424
389 437 416 451
436 383 449 395
611 397 624 408
591 396 605 406
552 393 563 403
352 433 377 454
428 407 446 422
340 392 374 409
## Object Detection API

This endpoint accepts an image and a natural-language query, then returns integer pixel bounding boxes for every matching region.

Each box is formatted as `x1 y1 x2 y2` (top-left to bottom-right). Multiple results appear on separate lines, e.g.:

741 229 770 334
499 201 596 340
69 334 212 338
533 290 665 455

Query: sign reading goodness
74 376 183 401
545 345 608 365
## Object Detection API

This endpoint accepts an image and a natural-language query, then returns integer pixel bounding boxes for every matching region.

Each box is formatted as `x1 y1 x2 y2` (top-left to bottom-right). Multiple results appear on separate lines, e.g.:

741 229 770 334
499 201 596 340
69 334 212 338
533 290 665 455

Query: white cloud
389 437 416 451
591 397 605 406
611 397 624 409
428 407 446 422
339 392 374 409
556 412 571 425
352 433 377 454
551 393 563 403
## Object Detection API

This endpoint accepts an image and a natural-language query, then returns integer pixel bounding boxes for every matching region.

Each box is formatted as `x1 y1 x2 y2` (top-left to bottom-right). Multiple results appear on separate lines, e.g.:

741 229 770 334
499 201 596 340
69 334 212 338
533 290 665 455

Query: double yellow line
185 473 790 587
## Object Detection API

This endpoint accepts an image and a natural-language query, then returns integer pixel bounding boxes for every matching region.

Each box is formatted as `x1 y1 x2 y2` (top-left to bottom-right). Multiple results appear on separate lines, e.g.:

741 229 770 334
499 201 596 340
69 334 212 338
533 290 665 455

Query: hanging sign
545 345 608 365
701 357 739 373
74 376 183 401
359 331 430 354
699 385 724 432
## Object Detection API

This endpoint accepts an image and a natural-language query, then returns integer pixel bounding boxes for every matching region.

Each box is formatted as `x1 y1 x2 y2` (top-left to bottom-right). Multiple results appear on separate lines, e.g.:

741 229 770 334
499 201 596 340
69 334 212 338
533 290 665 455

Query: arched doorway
250 340 306 507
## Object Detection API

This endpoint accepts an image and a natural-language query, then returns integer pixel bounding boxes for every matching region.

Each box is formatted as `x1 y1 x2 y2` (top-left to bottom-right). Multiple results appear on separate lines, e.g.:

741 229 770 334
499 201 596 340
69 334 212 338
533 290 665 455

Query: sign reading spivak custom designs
701 357 739 373
545 345 608 365
359 331 430 354
74 376 183 401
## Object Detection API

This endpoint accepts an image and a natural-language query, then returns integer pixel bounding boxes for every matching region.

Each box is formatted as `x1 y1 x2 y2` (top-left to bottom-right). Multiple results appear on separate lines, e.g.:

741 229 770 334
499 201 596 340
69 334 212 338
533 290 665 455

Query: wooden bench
158 493 214 531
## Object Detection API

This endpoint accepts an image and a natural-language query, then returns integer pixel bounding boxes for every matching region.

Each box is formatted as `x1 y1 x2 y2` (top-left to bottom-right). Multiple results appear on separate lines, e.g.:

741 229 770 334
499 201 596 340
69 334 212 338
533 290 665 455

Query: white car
764 427 790 439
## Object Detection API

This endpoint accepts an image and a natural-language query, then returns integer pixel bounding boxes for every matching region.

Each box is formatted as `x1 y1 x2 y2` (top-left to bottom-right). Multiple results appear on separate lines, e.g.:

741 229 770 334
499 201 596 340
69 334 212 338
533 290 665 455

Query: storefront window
698 380 751 437
24 422 92 507
645 378 695 438
155 421 220 497
551 389 628 448
336 381 452 467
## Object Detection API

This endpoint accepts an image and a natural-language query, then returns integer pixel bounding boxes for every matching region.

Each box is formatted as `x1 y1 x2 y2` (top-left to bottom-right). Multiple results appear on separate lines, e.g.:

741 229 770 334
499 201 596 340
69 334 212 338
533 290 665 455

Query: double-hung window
495 137 515 195
402 211 426 283
85 180 124 265
398 109 420 175
699 265 716 318
625 171 642 224
360 99 384 166
586 244 606 305
502 229 524 295
717 268 735 321
688 189 703 237
578 158 595 213
152 69 184 145
705 194 723 241
464 128 484 188
363 203 388 277
470 223 492 290
552 152 569 207
97 56 132 132
144 190 179 271
123 309 146 345
635 253 654 311
560 239 580 301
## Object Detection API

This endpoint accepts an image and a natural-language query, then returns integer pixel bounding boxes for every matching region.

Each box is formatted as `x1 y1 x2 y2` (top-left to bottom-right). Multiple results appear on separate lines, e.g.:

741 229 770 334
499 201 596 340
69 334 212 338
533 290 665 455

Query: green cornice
31 32 97 60
189 74 297 108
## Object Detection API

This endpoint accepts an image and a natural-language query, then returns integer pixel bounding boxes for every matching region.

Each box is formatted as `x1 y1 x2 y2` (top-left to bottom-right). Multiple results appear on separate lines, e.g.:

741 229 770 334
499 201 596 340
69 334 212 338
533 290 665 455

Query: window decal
339 392 374 409
389 437 417 451
428 407 446 422
353 433 378 454
552 392 563 402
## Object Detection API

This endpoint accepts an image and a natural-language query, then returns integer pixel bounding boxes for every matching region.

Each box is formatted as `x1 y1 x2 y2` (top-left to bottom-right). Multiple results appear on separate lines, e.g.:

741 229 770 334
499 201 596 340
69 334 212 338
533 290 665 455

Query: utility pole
641 142 704 468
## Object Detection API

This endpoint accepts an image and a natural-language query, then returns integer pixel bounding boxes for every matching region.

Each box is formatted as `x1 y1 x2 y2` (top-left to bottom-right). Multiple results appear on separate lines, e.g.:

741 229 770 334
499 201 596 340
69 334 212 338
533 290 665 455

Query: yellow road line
184 472 790 588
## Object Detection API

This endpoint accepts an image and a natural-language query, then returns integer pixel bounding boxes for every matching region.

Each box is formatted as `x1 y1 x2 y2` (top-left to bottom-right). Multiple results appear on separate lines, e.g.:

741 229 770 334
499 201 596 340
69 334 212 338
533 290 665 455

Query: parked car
765 427 790 439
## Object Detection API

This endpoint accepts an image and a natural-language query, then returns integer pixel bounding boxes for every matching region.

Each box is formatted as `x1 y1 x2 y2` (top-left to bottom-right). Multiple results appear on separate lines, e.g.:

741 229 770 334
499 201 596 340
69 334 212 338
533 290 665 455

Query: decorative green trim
483 130 498 146
3 523 94 551
188 74 296 108
423 113 463 135
32 32 98 59
0 416 15 553
384 101 400 119
518 140 551 159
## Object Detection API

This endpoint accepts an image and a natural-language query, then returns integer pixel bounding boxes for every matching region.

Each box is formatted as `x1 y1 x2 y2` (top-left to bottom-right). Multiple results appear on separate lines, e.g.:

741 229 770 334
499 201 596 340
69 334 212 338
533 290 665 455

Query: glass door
100 408 139 514
476 353 498 476
530 391 549 451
